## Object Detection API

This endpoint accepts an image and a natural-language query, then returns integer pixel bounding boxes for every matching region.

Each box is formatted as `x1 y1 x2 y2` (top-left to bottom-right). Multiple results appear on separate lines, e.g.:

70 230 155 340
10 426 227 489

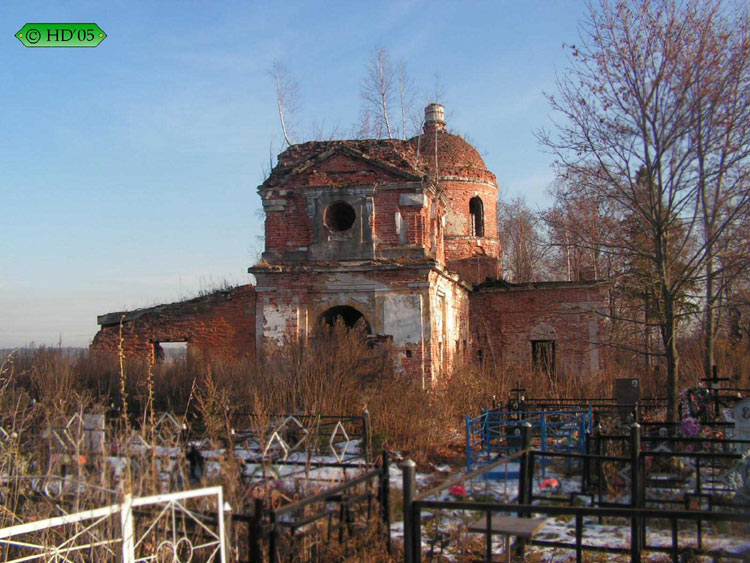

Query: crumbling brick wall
91 105 613 385
470 281 609 377
91 285 256 360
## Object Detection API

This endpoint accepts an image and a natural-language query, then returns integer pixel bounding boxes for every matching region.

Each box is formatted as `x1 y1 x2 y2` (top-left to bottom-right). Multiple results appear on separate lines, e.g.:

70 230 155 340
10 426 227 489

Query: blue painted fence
465 407 593 475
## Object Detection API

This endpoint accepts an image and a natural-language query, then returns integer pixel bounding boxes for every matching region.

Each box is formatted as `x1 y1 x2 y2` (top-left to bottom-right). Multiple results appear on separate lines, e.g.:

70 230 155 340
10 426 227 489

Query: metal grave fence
466 407 592 474
0 486 226 562
404 424 750 563
231 453 390 562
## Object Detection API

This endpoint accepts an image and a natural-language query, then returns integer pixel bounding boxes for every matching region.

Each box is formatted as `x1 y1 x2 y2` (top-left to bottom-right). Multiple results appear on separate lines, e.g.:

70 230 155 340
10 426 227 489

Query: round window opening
324 201 356 232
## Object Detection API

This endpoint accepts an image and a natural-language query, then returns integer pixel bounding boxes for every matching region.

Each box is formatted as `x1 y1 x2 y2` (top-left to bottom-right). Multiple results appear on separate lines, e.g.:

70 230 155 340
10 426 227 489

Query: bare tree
397 62 416 139
539 0 750 422
430 72 445 106
269 61 301 147
359 47 419 140
498 196 551 282
360 47 395 139
684 5 750 381
545 171 618 282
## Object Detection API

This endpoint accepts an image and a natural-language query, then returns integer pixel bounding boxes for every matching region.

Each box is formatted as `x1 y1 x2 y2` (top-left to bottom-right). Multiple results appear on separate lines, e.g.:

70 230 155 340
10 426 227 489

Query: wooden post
363 409 372 464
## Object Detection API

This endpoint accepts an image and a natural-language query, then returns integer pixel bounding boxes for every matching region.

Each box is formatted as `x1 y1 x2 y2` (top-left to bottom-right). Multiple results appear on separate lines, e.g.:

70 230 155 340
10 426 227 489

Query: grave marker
735 398 750 454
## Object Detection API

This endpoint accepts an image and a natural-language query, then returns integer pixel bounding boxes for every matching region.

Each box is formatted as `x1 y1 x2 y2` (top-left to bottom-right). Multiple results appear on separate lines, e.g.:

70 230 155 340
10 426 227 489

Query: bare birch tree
545 171 618 282
269 60 301 147
397 62 416 139
360 47 395 139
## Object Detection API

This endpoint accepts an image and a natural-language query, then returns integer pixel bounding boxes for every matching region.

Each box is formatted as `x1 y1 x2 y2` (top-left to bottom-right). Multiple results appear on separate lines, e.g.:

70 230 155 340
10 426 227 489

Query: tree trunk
703 247 715 383
644 300 650 369
663 293 679 424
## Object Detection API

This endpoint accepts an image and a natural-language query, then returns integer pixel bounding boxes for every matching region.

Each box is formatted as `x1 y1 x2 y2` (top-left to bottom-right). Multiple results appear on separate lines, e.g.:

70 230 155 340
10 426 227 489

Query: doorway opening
319 306 371 333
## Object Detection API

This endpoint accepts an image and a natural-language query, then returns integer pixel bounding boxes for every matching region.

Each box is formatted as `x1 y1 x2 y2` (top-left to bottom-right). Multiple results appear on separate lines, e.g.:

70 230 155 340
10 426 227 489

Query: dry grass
3 330 750 560
5 332 750 455
5 333 750 467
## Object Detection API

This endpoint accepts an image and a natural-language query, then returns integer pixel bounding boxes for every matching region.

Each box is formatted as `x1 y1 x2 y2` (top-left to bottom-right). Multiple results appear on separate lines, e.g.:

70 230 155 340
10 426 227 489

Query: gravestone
615 377 640 420
83 413 105 452
735 398 750 454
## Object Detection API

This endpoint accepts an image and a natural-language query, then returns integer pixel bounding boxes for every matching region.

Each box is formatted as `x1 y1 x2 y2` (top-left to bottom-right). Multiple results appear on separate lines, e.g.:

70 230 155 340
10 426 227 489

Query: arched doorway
319 305 372 333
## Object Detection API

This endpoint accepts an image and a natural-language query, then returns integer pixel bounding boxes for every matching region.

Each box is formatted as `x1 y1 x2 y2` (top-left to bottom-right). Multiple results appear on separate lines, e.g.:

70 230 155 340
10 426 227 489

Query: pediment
264 145 422 189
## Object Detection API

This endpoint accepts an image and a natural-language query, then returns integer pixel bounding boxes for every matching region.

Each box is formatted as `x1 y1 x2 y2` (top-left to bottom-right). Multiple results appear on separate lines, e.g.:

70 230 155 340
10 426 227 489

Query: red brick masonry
92 105 609 379
92 285 256 359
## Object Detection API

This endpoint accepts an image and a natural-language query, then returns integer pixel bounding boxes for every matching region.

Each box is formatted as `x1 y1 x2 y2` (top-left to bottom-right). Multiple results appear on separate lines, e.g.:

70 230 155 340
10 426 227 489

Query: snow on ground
385 457 750 561
97 435 749 560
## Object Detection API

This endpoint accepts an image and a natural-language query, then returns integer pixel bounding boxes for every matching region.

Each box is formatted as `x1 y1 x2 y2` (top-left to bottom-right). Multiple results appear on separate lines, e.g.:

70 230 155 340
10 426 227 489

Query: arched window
469 197 484 237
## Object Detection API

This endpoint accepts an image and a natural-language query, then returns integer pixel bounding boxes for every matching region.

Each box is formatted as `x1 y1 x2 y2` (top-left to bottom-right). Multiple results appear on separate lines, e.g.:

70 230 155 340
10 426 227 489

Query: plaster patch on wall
445 211 467 235
399 193 427 207
263 300 297 344
383 294 423 345
320 273 390 293
530 323 557 340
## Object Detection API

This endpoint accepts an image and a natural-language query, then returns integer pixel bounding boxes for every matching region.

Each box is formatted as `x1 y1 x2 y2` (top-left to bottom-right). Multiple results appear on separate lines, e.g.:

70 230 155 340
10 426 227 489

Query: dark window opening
469 196 484 237
406 349 413 358
324 201 356 232
320 306 371 333
532 340 556 378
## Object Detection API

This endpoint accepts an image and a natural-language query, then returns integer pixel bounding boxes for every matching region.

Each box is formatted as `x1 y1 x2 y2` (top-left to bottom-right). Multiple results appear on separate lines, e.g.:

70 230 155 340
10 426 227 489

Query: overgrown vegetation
4 325 749 469
2 323 749 558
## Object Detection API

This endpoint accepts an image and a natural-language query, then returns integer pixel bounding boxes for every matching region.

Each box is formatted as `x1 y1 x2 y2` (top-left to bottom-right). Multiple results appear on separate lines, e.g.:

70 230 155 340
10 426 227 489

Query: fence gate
0 487 226 562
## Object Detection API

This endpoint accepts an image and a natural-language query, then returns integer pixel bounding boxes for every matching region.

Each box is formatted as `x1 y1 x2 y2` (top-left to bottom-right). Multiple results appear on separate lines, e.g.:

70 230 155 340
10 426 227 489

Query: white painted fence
0 486 226 563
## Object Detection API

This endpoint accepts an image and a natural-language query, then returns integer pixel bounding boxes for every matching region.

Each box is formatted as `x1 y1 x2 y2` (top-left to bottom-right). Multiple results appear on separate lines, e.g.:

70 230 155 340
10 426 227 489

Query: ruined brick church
92 105 608 383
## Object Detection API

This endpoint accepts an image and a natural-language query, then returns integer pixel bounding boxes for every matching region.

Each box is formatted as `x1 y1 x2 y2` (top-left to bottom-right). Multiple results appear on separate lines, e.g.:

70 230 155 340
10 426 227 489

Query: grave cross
700 365 730 418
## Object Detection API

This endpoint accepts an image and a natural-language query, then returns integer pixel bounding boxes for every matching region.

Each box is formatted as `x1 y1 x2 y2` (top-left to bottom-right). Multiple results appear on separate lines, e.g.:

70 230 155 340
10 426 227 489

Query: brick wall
470 282 609 377
91 122 612 385
252 263 455 381
91 285 256 360
428 270 470 381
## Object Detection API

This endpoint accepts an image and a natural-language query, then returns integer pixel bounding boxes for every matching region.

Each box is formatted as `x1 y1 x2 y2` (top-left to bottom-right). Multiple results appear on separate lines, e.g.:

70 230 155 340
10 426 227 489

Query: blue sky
1 1 586 347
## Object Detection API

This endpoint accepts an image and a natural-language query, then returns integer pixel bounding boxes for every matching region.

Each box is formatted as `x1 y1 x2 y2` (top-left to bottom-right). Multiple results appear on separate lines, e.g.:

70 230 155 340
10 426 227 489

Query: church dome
407 104 496 183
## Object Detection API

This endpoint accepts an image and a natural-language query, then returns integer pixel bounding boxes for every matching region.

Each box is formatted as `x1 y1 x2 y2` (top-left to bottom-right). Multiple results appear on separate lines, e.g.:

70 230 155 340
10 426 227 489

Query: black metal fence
503 383 749 424
231 454 390 562
564 423 750 506
402 424 750 563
